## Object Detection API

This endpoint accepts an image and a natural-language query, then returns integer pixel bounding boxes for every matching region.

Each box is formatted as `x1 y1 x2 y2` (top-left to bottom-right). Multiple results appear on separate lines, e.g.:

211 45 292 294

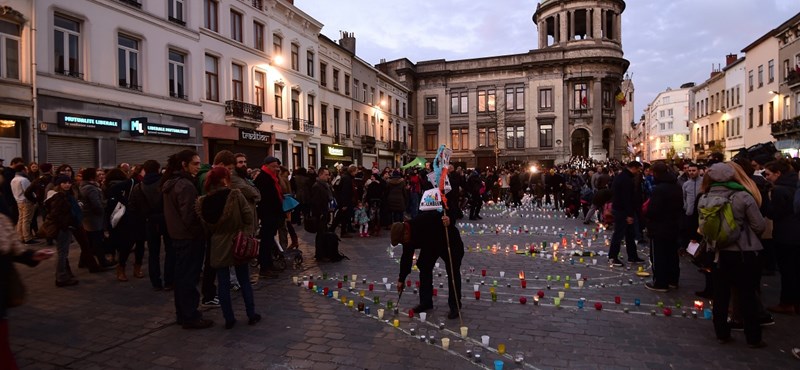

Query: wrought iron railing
225 100 263 121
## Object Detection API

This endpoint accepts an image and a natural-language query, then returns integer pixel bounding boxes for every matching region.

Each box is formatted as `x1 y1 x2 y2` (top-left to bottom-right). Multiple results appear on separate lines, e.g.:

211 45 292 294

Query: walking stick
443 216 464 328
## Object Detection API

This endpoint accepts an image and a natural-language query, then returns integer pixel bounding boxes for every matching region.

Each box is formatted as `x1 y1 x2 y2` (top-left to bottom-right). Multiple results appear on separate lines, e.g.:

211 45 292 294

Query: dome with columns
533 0 626 51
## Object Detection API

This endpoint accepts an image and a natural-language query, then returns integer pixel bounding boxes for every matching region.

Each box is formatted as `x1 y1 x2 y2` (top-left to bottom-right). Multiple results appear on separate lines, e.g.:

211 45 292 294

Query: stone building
378 0 630 169
774 12 800 157
643 85 692 161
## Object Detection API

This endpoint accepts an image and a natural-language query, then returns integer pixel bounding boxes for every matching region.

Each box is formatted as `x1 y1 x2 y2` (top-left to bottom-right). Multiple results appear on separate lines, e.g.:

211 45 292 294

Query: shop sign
327 146 344 156
58 112 121 132
130 117 190 138
239 128 272 144
378 150 394 157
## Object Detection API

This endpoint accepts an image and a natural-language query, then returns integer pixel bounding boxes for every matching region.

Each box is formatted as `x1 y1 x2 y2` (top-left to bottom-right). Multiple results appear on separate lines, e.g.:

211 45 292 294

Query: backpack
697 192 741 249
315 231 349 262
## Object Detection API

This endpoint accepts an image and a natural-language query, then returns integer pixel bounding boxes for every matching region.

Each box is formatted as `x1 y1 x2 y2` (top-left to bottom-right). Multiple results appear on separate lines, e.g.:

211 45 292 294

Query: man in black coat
392 210 464 319
644 162 683 291
331 165 357 238
254 156 285 277
608 161 645 266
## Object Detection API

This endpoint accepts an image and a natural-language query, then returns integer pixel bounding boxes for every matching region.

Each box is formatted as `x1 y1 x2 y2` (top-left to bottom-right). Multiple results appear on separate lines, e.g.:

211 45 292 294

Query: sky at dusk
298 0 800 119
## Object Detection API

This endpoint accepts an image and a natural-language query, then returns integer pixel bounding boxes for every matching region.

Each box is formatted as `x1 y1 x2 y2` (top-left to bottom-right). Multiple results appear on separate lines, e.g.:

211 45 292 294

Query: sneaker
609 258 624 267
668 284 679 289
201 297 220 308
644 282 668 292
760 315 775 327
231 283 241 292
792 347 800 360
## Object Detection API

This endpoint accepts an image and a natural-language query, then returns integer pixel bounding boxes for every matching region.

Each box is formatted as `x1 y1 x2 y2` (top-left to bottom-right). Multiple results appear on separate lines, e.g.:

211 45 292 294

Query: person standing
254 156 285 277
763 161 800 315
385 170 408 223
196 167 261 329
682 163 703 244
78 169 115 271
393 210 464 319
608 161 645 266
700 162 766 348
467 170 483 220
331 165 357 238
310 167 334 260
162 150 212 329
104 169 136 282
644 162 683 292
10 164 35 244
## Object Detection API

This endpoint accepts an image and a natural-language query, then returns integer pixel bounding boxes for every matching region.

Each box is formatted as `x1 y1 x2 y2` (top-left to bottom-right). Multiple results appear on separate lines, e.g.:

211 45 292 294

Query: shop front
0 116 26 162
321 144 353 169
378 149 395 169
205 125 275 169
37 98 202 169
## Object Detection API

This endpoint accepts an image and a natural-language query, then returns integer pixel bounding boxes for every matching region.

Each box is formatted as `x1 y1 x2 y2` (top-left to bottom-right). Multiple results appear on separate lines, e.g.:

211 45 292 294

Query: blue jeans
216 264 256 324
609 210 638 260
172 239 205 324
147 215 174 289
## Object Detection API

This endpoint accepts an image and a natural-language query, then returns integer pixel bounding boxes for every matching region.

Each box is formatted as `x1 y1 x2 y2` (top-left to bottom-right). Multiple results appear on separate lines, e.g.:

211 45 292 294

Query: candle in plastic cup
359 290 365 297
578 280 585 288
460 326 469 337
393 319 400 327
385 283 392 291
499 271 505 278
350 282 356 289
377 309 385 319
497 343 506 355
494 359 504 370
575 273 582 280
441 337 450 350
419 312 427 322
592 259 598 265
292 276 298 284
352 274 357 282
333 291 339 299
558 291 565 299
474 284 480 291
481 335 490 346
554 297 561 306
348 300 354 308
382 277 388 283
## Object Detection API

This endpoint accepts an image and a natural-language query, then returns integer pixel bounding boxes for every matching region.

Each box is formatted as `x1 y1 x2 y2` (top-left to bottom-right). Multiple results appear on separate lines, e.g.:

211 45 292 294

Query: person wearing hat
392 209 464 319
254 156 285 278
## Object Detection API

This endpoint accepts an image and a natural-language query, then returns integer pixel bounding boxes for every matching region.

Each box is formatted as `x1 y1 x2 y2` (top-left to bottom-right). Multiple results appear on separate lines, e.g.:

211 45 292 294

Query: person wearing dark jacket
292 167 311 225
44 175 81 287
310 168 334 260
385 171 408 223
161 149 212 330
644 162 683 292
104 169 136 282
392 210 464 319
78 169 114 271
331 165 357 238
466 170 483 220
129 160 174 291
253 156 285 277
763 161 800 315
608 161 645 266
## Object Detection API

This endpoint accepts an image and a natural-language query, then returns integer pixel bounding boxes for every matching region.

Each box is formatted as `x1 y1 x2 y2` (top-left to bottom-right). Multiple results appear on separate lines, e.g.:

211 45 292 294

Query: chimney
339 31 356 54
285 0 294 4
710 63 722 79
725 53 738 66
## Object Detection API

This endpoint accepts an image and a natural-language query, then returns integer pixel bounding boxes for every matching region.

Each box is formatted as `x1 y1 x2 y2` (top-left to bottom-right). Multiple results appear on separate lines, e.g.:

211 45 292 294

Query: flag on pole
580 95 588 107
615 87 627 107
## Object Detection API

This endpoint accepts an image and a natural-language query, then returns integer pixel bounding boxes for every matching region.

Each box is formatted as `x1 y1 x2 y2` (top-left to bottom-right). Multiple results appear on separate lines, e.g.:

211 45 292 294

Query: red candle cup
408 309 415 318
433 288 438 296
663 308 673 317
415 281 421 288
521 279 527 289
537 290 545 298
308 281 314 289
406 280 412 287
520 296 528 305
368 283 374 291
481 269 487 277
595 302 603 310
337 281 343 289
323 287 329 296
474 291 481 300
614 296 621 304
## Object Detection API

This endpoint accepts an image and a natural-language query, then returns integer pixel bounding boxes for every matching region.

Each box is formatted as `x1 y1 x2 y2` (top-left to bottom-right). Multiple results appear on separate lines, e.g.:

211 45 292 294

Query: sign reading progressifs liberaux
130 117 190 138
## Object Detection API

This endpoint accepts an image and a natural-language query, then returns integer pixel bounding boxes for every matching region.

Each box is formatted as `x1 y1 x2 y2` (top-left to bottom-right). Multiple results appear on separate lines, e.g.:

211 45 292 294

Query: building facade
378 0 630 169
644 86 691 161
0 1 32 162
743 28 781 151
774 13 800 157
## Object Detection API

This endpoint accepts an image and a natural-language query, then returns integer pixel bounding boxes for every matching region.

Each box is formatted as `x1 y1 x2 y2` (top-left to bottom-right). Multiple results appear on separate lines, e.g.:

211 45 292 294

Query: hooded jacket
162 172 204 240
79 181 105 232
231 170 261 235
385 177 407 212
766 171 800 244
196 188 254 268
701 163 765 252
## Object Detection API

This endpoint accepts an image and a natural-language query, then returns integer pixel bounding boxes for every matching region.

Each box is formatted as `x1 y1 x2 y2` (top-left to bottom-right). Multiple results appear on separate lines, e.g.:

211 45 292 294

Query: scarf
261 165 283 202
711 181 749 194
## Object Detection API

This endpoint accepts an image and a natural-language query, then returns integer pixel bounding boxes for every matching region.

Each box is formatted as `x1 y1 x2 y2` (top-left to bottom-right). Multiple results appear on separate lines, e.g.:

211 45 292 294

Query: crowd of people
2 148 800 368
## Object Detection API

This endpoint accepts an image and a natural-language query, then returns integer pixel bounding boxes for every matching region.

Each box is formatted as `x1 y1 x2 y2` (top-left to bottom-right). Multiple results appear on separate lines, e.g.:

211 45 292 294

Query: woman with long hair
763 160 800 315
196 167 260 329
700 162 766 348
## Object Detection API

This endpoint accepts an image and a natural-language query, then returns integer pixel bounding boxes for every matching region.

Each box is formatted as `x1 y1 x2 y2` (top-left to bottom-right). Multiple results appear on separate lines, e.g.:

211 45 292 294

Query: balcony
118 0 142 8
168 16 186 26
786 69 800 88
290 117 315 136
771 117 800 139
225 100 262 122
54 69 83 80
333 133 342 145
251 0 263 10
119 82 142 92
390 140 406 152
361 135 376 148
569 108 592 117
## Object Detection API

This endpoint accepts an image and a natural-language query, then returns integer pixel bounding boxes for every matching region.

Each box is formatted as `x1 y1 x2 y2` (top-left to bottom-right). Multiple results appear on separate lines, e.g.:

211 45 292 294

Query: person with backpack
643 162 683 292
698 162 766 348
763 160 800 315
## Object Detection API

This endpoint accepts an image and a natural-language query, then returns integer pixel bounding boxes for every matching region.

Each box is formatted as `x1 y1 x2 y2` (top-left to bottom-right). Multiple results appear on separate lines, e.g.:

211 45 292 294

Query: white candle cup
419 312 427 322
292 276 299 284
352 274 357 282
460 326 469 337
350 282 356 289
578 280 585 288
332 291 339 299
382 277 388 284
435 262 440 269
481 335 490 346
592 259 598 265
377 309 385 319
441 337 450 350
558 291 565 299
575 273 582 280
385 283 392 291
499 271 506 278
474 284 480 291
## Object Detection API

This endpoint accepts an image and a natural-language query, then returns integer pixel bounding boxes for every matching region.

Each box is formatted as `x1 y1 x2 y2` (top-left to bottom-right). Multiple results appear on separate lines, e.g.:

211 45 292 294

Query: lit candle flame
519 271 525 280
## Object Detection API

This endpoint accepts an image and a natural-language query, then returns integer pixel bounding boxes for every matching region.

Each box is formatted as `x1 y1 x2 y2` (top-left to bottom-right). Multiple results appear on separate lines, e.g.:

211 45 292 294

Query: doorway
571 128 590 158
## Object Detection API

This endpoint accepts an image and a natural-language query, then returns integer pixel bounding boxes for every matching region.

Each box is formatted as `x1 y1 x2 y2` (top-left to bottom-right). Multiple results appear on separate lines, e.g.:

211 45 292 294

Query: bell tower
533 0 625 52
